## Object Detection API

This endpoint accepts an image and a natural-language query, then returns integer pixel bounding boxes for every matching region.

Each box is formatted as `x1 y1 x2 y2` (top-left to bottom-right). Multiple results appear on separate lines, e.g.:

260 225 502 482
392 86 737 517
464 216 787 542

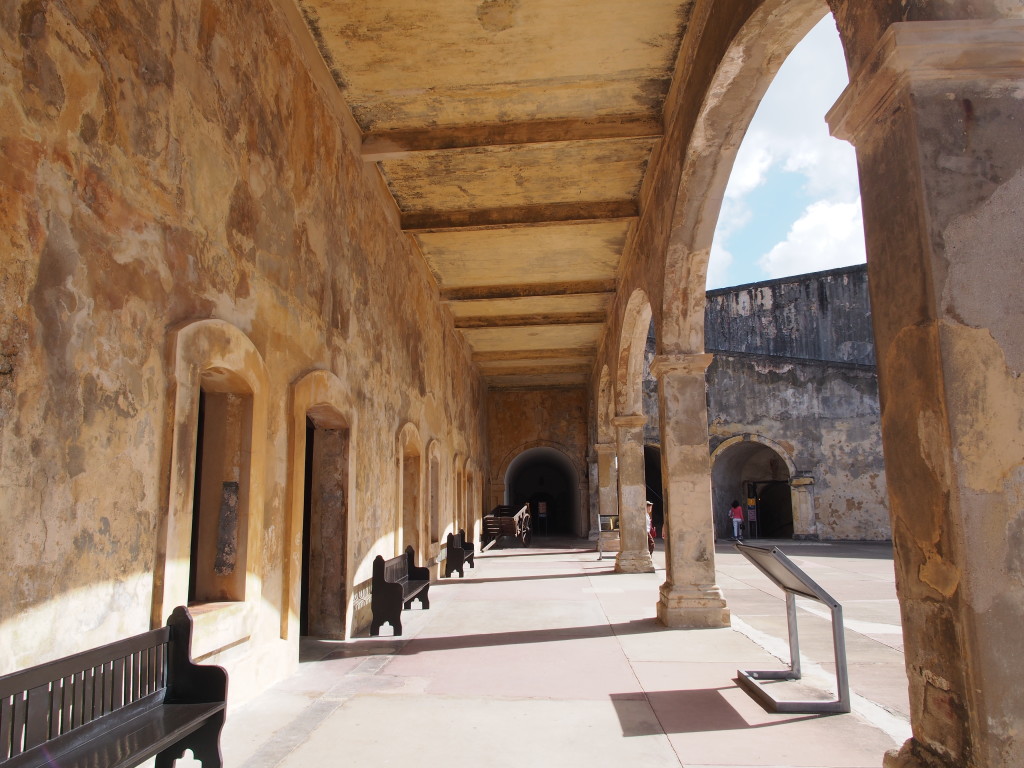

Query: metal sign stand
597 514 619 560
733 542 851 714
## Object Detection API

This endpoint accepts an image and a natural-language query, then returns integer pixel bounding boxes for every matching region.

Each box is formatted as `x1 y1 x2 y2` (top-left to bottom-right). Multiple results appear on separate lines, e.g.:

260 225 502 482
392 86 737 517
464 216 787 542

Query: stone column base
615 549 655 573
656 583 731 628
883 739 957 768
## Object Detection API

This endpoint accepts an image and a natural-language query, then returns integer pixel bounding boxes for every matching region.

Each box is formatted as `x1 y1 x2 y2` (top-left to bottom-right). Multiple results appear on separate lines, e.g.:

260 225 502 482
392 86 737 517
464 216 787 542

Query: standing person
646 500 655 555
729 500 744 540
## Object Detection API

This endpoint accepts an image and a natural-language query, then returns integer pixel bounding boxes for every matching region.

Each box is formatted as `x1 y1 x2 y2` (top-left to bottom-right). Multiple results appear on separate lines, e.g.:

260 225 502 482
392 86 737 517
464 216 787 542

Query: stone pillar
828 20 1024 768
651 354 729 628
790 476 816 540
585 450 598 540
611 415 654 573
592 443 618 540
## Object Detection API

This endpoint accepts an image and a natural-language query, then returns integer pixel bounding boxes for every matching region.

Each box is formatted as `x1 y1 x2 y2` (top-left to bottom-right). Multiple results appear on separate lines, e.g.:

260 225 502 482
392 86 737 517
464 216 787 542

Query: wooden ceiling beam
402 201 638 232
442 279 616 303
478 362 592 376
454 312 606 329
362 114 664 162
472 348 594 363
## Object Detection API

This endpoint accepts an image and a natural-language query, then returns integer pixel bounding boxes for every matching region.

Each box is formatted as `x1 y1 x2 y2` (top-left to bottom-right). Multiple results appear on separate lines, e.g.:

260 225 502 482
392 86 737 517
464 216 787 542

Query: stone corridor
223 540 909 768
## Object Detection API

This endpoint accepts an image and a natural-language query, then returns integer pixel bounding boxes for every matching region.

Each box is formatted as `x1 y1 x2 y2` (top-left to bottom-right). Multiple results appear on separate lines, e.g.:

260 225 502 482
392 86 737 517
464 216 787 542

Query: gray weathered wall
644 265 889 540
704 264 875 365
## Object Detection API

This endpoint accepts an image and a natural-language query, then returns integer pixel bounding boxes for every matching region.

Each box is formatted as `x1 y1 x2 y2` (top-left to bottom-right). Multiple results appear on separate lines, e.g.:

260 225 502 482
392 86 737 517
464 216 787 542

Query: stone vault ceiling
295 0 693 388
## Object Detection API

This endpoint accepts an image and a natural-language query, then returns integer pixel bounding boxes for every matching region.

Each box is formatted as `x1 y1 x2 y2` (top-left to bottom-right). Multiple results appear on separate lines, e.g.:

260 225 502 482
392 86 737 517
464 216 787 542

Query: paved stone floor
221 538 910 768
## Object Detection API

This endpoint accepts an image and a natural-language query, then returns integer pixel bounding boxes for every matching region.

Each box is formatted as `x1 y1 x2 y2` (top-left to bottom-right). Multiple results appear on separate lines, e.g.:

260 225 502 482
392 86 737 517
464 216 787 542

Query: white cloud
724 142 774 200
709 15 865 287
706 240 735 290
758 198 866 278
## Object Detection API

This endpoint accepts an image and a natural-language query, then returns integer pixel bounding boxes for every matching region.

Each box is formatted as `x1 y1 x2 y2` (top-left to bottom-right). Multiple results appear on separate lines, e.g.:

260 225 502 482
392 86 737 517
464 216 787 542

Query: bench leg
156 713 224 768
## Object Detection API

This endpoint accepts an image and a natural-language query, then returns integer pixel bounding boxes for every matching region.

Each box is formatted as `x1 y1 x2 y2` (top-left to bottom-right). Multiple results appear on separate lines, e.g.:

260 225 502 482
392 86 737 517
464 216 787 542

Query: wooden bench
370 546 430 636
0 605 227 768
444 529 475 578
481 504 532 549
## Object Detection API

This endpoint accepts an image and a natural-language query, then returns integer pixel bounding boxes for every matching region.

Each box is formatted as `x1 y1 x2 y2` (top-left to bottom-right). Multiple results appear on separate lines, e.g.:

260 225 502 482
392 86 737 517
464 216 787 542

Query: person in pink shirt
729 500 744 540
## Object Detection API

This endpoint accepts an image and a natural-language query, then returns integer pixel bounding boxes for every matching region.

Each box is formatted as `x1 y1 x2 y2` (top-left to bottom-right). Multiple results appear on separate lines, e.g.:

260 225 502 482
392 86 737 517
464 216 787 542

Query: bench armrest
166 606 229 704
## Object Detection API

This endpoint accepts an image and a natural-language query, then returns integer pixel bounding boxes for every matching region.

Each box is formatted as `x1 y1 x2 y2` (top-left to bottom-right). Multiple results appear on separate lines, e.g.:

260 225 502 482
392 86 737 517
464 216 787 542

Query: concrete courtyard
221 538 910 768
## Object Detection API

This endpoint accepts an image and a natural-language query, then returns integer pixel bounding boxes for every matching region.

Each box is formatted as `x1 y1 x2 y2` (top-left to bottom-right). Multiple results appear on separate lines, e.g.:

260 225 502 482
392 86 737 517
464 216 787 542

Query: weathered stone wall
705 264 875 365
641 266 889 540
486 388 589 532
707 354 889 540
0 0 485 701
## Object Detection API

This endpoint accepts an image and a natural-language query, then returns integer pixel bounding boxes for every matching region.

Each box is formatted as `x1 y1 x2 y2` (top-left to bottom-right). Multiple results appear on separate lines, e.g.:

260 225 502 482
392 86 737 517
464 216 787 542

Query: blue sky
707 16 866 290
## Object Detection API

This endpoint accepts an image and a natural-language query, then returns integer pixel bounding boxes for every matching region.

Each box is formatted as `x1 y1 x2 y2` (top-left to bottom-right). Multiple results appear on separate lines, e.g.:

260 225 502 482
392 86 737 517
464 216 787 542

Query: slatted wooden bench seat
0 606 227 768
481 505 532 549
444 529 475 578
370 546 430 636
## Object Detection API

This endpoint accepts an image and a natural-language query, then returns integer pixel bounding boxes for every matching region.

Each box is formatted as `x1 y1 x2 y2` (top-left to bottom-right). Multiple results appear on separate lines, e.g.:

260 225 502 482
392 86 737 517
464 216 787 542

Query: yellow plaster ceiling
295 0 693 388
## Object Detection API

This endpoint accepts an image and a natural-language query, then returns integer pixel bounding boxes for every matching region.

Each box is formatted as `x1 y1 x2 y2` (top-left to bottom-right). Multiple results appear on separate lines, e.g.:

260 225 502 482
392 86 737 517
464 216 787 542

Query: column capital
593 442 617 456
828 19 1024 142
649 353 714 379
611 414 648 429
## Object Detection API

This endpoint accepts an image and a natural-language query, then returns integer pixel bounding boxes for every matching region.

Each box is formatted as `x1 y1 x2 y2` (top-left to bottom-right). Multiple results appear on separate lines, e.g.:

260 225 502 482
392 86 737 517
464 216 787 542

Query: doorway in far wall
300 416 350 638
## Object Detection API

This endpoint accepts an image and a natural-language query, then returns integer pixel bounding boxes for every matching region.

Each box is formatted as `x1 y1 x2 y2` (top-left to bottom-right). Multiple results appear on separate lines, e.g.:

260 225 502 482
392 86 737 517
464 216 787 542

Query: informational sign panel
733 542 851 714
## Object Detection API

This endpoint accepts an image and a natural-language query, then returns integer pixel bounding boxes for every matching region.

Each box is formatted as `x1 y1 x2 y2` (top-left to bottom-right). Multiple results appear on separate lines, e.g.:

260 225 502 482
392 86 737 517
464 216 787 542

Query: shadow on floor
610 689 825 736
302 616 675 661
716 540 894 560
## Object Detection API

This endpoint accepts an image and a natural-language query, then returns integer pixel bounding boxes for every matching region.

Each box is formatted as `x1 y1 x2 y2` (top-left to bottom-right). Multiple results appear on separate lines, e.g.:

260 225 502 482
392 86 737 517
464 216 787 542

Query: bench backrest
448 531 465 550
0 626 171 763
374 546 417 587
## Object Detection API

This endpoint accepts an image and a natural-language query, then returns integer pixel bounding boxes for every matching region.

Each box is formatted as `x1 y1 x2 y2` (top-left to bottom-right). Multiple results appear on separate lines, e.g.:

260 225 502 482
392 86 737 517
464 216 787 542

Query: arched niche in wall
426 439 442 547
397 423 425 561
284 369 357 642
158 319 269 658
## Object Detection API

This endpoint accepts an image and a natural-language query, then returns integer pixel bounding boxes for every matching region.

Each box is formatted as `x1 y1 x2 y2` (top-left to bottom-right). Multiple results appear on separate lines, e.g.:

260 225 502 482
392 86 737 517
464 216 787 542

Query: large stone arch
597 364 614 444
660 0 830 355
158 319 269 657
711 434 798 476
616 289 654 417
500 441 587 537
710 434 811 539
284 369 358 641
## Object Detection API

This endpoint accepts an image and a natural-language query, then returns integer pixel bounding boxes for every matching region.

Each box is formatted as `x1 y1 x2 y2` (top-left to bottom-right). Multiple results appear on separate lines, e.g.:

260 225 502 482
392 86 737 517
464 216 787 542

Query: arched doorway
711 437 794 539
504 447 579 537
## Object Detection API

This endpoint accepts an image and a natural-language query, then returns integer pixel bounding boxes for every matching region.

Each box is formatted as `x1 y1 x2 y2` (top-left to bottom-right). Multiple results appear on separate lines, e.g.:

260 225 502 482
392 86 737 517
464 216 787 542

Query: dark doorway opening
506 448 579 537
300 416 350 638
748 480 794 539
644 445 663 537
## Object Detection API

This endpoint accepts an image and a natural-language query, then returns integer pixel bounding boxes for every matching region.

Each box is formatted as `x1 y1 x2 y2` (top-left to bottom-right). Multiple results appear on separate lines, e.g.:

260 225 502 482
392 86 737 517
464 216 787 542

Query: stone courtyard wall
486 388 590 534
0 0 485 701
707 353 889 540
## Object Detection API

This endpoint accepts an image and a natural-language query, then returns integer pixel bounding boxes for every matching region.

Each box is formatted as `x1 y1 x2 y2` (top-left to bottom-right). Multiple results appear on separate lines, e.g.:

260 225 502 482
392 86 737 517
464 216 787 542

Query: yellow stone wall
0 0 485 702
